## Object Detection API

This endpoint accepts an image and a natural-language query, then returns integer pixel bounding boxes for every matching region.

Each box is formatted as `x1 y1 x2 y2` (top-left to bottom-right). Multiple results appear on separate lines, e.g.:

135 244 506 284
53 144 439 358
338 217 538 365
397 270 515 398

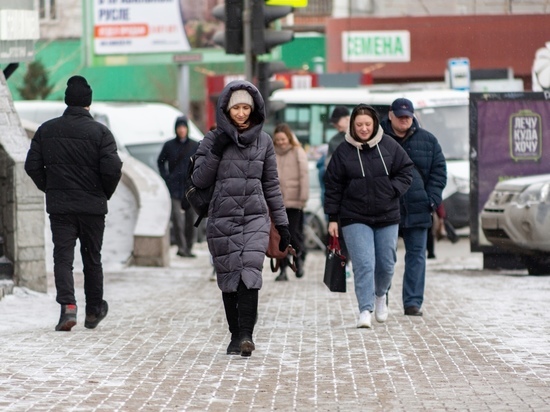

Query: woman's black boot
237 281 258 357
222 292 241 355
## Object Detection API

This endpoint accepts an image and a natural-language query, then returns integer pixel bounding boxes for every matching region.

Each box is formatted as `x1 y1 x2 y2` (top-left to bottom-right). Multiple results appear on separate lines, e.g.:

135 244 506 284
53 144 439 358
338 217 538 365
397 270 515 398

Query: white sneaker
357 310 372 328
375 294 388 323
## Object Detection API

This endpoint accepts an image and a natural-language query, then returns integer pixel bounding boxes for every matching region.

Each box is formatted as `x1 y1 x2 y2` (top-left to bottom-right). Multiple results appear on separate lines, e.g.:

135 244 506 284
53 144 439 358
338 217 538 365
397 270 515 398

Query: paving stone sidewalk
0 239 549 411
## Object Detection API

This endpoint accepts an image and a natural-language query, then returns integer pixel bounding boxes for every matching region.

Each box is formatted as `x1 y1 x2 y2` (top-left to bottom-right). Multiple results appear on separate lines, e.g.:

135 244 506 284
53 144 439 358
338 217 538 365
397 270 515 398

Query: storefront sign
342 31 410 63
93 0 190 55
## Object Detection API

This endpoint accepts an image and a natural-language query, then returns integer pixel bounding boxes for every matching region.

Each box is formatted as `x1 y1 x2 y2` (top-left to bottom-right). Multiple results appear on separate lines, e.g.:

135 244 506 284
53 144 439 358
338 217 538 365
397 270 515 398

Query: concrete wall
0 73 47 294
120 156 171 267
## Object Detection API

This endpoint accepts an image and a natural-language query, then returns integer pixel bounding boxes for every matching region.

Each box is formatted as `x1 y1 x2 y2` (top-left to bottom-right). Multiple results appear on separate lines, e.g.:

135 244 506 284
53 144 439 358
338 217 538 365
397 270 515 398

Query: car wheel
522 255 550 275
304 213 326 251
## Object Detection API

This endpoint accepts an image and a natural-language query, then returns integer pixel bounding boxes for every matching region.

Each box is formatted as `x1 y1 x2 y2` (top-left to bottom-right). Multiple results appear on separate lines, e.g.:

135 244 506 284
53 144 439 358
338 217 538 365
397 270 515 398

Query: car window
125 143 163 172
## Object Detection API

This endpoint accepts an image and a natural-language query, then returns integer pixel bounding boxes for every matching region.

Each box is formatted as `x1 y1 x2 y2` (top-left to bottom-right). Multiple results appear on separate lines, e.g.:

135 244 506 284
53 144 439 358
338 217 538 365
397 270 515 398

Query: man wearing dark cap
157 115 199 257
25 75 122 331
381 98 447 317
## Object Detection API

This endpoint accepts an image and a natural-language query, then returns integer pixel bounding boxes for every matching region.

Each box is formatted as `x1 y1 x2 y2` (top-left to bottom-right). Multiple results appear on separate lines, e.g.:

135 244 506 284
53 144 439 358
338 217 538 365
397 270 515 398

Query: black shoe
226 338 241 355
404 306 423 316
177 250 196 258
427 253 436 259
240 336 255 357
275 271 288 281
448 234 460 244
55 304 77 331
85 300 109 329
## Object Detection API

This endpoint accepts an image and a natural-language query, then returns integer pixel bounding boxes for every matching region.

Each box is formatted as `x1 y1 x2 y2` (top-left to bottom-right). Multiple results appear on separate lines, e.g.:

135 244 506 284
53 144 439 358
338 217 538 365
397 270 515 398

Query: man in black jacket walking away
381 98 447 317
157 116 199 257
25 75 123 331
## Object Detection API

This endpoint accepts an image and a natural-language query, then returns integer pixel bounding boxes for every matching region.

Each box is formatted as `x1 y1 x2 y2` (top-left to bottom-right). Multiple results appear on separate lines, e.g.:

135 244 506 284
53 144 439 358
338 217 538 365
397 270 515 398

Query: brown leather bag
266 220 297 272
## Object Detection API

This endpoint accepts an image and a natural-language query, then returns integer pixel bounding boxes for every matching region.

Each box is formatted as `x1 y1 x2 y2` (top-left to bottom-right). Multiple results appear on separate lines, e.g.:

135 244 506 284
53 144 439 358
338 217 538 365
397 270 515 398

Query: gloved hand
211 133 232 156
276 225 291 252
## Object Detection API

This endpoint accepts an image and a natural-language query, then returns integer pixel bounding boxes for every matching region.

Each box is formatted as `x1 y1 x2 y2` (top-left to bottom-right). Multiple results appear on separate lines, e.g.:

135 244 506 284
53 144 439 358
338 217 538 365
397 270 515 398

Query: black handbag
323 236 347 293
185 152 214 227
184 132 229 227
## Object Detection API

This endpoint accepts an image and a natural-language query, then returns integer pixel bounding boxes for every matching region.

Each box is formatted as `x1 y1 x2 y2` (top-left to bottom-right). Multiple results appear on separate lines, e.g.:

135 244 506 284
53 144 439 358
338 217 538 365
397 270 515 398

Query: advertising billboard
469 92 550 251
84 0 191 66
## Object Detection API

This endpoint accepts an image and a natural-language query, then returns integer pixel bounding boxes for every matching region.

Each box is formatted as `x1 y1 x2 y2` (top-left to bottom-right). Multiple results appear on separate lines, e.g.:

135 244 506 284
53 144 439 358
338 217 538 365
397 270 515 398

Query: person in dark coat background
25 75 122 332
324 104 413 328
157 116 199 257
191 80 290 357
381 98 447 317
326 105 350 164
324 106 352 266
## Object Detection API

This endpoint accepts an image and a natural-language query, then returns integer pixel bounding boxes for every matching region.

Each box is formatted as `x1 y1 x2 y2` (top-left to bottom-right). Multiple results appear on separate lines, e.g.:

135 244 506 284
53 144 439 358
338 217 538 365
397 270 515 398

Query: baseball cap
390 98 414 117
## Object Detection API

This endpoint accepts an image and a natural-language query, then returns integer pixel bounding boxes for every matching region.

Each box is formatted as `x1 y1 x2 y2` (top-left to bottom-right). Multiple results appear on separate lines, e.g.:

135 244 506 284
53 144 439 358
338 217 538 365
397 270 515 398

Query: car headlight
516 182 550 206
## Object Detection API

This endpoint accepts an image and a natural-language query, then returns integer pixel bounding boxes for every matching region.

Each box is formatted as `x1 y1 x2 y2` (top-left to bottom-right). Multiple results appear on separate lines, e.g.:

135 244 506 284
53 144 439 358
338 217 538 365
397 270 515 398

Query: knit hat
64 75 92 107
390 98 414 117
329 106 350 124
175 115 188 130
226 89 254 111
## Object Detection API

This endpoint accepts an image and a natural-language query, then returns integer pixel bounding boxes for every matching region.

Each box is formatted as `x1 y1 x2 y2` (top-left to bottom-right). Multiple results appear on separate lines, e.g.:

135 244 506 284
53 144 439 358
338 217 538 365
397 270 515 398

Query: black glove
211 133 232 156
276 225 291 252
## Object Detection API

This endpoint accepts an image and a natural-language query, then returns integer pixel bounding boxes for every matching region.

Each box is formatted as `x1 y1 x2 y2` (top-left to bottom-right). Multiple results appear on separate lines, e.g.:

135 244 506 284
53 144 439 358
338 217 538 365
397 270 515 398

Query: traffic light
257 60 287 116
251 0 294 55
212 0 244 54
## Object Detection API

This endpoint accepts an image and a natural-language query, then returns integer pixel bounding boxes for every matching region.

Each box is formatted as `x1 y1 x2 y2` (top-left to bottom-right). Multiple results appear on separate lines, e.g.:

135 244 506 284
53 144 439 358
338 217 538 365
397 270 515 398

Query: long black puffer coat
25 106 122 215
191 80 288 293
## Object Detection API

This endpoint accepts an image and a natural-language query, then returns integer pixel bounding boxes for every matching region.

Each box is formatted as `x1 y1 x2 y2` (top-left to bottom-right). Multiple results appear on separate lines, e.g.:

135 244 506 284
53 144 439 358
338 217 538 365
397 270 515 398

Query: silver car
480 174 550 275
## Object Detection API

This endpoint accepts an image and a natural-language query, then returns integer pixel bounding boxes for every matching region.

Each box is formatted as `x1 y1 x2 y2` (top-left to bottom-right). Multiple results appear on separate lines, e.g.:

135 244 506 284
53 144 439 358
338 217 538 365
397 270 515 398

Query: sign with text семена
341 31 410 63
93 0 190 56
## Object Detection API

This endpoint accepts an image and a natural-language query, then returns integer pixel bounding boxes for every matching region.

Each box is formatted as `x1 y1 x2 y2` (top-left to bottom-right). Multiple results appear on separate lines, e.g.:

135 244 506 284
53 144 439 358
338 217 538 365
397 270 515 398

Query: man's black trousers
50 214 105 316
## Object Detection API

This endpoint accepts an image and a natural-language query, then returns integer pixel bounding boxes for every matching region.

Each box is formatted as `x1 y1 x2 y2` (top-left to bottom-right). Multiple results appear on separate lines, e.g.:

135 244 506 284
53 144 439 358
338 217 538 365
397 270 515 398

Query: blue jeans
401 227 428 309
342 223 398 313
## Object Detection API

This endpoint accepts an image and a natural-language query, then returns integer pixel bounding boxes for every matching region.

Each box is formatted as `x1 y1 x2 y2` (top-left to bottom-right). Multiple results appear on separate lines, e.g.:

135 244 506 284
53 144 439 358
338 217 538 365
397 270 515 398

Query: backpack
184 130 228 228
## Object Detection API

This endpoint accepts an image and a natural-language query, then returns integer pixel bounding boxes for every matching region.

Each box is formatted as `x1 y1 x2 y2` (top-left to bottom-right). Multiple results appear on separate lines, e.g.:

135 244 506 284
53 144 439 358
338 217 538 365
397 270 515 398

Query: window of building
38 0 57 21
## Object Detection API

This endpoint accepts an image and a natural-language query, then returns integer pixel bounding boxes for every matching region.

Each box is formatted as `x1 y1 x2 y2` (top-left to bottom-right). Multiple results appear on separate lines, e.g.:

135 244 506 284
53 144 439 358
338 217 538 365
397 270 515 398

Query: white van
14 100 204 172
269 87 471 229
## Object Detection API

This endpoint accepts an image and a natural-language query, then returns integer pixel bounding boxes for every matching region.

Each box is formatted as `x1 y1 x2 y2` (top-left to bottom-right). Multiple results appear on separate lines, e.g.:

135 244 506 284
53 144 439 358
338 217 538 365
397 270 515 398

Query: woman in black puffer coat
191 80 290 357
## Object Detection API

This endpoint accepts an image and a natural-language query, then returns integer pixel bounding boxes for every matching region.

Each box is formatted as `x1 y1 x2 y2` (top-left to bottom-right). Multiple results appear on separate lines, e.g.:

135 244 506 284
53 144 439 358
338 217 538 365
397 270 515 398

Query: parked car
14 101 204 172
480 174 550 275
